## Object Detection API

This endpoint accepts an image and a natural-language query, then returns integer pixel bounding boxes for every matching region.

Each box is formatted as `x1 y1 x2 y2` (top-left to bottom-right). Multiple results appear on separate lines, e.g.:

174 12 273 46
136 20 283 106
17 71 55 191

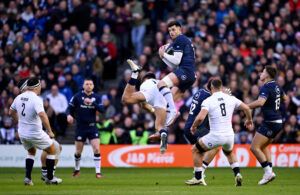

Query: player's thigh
160 72 180 88
251 131 271 149
29 131 54 151
203 147 219 163
127 91 146 104
222 135 235 153
90 138 100 153
257 122 282 140
200 133 221 150
154 107 167 130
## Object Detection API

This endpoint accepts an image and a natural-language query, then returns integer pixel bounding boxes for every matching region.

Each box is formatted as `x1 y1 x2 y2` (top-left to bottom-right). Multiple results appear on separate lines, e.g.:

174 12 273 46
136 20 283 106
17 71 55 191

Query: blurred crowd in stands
0 0 300 145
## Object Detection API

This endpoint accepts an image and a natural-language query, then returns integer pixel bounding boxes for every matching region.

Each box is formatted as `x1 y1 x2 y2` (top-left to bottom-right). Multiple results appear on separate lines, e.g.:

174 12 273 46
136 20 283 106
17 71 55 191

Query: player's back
260 81 284 121
202 91 241 136
11 91 43 137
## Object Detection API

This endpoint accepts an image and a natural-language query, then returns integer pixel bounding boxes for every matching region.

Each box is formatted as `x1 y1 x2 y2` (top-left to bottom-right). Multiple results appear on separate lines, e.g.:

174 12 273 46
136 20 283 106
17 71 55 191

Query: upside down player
157 20 196 112
122 59 178 154
17 78 62 182
187 78 253 186
67 78 104 178
248 66 287 185
184 79 243 186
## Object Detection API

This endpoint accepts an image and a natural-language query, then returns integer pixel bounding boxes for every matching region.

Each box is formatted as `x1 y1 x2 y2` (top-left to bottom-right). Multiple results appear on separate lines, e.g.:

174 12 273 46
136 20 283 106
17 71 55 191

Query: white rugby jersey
201 91 242 136
10 91 45 138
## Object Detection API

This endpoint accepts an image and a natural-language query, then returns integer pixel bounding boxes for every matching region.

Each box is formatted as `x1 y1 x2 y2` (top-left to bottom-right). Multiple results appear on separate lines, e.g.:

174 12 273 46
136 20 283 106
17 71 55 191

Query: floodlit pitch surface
0 168 299 195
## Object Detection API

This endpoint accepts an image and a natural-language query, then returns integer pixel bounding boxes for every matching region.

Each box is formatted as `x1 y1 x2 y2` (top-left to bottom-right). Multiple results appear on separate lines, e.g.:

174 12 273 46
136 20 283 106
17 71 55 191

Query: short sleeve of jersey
172 36 185 53
259 85 269 99
201 98 210 111
34 96 45 114
10 99 17 111
233 96 242 109
69 94 77 107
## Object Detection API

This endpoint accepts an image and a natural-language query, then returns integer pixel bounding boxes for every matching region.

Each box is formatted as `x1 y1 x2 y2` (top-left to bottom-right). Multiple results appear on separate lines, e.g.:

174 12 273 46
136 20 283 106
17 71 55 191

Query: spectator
46 85 68 136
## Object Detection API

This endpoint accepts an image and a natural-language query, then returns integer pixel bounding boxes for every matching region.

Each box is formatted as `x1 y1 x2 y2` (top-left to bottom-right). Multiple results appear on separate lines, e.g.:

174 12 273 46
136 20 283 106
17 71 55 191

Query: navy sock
159 129 168 135
268 162 272 168
195 171 202 180
25 158 34 180
260 161 269 168
232 167 240 176
128 78 138 86
46 158 55 180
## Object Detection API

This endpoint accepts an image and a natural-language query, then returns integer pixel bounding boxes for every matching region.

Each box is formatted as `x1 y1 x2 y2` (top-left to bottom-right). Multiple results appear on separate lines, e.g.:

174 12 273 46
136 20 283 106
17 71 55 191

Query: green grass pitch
0 168 299 195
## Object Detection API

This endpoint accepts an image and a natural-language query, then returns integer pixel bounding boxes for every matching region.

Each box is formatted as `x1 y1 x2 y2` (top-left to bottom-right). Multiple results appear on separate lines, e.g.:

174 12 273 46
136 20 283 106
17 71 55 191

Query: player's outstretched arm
247 97 266 109
191 109 208 134
39 111 54 138
239 103 253 130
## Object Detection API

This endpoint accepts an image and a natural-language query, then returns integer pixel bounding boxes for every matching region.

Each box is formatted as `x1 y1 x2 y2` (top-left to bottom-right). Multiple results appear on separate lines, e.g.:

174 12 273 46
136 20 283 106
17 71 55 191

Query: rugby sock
230 162 240 176
158 87 176 112
41 167 47 177
128 78 138 86
53 166 56 175
202 161 209 175
159 129 168 136
94 153 101 174
75 154 81 171
46 155 55 180
194 167 202 180
268 162 273 173
25 155 35 180
260 161 272 174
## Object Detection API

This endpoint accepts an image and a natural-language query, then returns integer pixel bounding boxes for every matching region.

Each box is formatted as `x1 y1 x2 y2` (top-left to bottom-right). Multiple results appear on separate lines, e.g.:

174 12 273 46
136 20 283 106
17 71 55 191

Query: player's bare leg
44 143 61 184
201 148 219 177
24 147 36 186
41 142 62 181
250 132 275 185
152 107 168 154
185 139 208 186
73 141 84 177
223 150 242 186
90 138 102 178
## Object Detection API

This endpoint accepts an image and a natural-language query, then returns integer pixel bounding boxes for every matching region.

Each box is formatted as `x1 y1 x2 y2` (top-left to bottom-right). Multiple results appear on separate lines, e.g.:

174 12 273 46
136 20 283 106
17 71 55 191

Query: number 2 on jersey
220 103 226 116
21 103 26 116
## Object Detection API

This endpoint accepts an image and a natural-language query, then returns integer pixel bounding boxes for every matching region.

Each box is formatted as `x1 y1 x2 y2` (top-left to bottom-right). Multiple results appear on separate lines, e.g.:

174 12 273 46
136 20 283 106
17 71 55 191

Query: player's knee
161 77 174 88
195 141 206 154
222 149 232 156
250 144 258 153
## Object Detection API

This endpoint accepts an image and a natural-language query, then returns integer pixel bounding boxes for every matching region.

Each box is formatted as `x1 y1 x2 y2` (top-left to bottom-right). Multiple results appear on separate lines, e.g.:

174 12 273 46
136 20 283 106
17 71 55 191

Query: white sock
194 167 202 172
131 72 139 79
202 163 208 175
159 87 176 111
75 155 81 171
94 154 101 174
263 166 272 174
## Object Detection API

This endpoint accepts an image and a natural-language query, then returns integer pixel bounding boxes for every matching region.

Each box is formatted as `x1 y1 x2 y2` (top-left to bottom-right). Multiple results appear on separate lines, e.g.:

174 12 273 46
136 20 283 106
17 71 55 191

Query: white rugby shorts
140 80 167 109
20 130 53 150
200 133 234 152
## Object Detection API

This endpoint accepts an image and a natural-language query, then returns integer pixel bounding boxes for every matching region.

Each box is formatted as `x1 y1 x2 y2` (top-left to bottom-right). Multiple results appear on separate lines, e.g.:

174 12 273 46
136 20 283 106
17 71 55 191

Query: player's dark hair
84 77 93 82
27 77 40 88
207 78 213 91
167 20 181 28
211 78 222 90
17 78 29 91
265 65 277 79
142 72 156 81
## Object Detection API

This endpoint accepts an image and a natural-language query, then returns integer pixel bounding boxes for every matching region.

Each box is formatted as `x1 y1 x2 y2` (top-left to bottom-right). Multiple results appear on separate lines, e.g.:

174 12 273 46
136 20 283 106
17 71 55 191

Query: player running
9 77 61 185
122 59 178 154
17 78 62 182
248 66 286 185
184 79 243 186
67 78 104 178
186 78 253 186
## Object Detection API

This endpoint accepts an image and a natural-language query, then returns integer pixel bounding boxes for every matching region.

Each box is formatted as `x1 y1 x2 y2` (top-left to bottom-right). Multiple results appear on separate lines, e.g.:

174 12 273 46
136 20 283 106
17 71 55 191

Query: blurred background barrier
0 144 299 167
